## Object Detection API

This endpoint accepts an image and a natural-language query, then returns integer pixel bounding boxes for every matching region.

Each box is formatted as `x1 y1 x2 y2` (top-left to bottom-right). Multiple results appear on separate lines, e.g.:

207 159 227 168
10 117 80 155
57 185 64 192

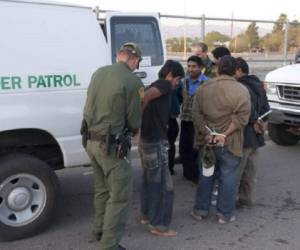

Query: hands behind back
205 134 226 147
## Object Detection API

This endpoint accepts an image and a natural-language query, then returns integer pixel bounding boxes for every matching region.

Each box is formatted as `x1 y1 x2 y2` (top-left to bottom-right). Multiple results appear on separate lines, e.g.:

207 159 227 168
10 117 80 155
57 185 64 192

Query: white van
0 0 166 241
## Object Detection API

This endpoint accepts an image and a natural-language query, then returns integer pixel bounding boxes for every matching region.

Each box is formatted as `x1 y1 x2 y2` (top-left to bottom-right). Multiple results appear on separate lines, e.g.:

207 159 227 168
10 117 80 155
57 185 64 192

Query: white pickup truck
265 50 300 145
0 0 166 241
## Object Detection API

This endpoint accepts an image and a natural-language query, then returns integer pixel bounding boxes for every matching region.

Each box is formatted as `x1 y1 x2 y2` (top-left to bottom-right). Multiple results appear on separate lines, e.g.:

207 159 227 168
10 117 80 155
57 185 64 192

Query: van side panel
0 1 109 166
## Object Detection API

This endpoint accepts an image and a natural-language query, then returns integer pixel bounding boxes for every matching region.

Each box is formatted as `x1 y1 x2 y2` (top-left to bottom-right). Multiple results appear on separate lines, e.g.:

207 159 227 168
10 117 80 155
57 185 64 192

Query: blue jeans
194 147 241 220
138 139 174 231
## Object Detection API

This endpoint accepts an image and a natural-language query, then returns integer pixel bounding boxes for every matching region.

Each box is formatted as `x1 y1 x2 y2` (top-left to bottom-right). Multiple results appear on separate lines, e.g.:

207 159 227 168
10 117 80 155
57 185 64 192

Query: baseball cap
119 42 142 58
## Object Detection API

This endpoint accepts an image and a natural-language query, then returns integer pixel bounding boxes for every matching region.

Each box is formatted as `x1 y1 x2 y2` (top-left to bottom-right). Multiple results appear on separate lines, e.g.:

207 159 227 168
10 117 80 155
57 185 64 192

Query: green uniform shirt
84 62 144 136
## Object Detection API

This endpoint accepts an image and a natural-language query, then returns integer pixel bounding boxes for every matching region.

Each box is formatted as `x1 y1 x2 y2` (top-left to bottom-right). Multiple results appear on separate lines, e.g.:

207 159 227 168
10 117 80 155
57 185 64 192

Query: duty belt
89 131 118 143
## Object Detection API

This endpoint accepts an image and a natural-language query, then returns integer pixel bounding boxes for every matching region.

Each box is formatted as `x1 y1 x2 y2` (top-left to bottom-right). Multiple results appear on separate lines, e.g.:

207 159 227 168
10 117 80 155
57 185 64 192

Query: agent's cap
119 42 142 58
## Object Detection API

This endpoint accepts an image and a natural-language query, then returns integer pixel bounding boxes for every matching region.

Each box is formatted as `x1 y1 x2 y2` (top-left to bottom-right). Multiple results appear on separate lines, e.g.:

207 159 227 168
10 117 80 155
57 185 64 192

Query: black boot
88 231 102 243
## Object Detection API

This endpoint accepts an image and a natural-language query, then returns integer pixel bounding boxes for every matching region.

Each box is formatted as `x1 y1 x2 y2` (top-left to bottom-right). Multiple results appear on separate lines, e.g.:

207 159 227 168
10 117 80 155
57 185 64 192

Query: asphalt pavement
1 141 300 250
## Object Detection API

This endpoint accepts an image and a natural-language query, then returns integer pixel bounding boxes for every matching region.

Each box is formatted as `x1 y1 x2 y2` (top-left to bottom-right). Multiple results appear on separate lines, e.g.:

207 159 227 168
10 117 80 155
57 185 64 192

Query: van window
110 16 164 66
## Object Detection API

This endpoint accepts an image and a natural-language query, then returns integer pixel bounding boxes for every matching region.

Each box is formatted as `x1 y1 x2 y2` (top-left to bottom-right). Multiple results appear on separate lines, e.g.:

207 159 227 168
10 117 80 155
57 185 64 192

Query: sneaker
217 215 236 224
190 211 204 221
149 228 178 237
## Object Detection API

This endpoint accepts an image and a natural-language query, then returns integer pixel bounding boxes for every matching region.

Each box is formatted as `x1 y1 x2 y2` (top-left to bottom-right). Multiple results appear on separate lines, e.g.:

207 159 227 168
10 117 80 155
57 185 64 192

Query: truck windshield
110 16 164 66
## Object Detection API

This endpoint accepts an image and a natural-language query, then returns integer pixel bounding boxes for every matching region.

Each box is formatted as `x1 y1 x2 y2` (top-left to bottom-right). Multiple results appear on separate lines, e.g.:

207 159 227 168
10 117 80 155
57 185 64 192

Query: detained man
179 56 208 183
191 56 251 224
235 57 270 208
138 60 185 236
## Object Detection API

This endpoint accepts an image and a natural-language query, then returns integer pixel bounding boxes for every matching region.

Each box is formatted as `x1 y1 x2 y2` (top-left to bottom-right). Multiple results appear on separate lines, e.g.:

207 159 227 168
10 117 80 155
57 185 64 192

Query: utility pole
183 0 187 59
230 11 234 40
230 11 235 51
283 19 289 65
201 14 205 42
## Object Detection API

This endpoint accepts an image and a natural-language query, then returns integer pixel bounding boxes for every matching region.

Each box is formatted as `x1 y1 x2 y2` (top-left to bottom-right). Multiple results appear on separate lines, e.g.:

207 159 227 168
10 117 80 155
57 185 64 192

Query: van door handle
134 71 147 79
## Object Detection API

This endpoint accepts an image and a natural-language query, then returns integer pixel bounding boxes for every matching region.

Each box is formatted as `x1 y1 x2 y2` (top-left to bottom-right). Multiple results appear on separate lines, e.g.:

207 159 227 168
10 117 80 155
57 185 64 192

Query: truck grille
277 85 300 101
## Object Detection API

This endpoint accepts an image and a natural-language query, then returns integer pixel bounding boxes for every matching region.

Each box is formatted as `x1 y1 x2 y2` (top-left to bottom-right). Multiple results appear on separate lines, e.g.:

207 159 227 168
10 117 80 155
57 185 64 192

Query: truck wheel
0 153 60 241
268 123 300 146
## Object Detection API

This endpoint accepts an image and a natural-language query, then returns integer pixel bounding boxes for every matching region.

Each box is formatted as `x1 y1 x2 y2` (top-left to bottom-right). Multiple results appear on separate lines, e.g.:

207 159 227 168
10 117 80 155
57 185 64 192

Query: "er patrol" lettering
28 74 80 88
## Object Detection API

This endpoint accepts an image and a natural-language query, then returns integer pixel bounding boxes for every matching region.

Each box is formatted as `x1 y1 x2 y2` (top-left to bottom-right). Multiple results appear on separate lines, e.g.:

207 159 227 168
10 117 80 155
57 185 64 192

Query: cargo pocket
109 159 132 202
143 147 159 170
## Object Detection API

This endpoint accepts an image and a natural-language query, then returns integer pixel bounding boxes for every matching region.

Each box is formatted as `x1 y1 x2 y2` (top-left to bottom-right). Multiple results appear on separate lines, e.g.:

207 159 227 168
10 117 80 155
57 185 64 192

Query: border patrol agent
82 42 144 250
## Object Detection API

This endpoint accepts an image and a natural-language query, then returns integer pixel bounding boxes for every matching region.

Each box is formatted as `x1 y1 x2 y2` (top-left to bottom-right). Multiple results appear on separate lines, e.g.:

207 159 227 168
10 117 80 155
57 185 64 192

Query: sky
57 0 300 21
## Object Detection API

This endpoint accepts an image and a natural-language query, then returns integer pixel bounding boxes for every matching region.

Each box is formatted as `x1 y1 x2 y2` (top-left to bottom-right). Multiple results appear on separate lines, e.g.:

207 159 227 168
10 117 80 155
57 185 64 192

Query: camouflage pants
87 140 132 250
238 147 258 206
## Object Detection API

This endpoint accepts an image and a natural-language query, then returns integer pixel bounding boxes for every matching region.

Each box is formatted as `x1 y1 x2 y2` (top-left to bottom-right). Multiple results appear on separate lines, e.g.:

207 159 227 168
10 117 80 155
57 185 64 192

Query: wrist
219 133 227 138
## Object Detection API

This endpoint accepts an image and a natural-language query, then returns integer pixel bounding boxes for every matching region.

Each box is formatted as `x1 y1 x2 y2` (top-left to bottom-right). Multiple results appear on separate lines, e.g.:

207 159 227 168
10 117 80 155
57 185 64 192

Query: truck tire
0 153 60 241
268 123 300 146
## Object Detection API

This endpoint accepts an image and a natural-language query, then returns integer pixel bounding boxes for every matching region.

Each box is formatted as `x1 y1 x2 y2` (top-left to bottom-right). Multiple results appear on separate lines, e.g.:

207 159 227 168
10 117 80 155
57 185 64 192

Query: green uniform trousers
87 140 132 250
238 147 258 206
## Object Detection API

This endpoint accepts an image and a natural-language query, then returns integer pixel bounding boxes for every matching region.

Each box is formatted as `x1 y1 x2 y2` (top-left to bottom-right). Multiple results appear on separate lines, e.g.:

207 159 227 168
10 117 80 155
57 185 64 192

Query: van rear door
105 12 166 86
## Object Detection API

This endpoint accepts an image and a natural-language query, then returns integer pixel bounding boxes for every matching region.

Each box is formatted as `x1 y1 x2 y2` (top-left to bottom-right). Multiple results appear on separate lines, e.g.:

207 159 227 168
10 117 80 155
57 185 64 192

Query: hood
238 75 262 95
265 64 300 84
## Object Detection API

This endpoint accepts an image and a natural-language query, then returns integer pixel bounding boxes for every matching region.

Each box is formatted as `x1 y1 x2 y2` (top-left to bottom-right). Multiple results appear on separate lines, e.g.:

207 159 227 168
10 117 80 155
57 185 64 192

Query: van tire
268 123 300 146
0 153 60 241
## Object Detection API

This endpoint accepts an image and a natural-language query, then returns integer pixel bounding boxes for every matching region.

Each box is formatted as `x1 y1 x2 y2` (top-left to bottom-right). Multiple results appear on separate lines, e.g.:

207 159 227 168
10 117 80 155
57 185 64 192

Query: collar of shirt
187 74 208 96
118 61 131 71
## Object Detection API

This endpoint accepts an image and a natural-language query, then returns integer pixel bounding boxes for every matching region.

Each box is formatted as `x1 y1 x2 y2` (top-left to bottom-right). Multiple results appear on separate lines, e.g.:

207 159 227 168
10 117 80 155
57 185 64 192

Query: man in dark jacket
235 57 270 207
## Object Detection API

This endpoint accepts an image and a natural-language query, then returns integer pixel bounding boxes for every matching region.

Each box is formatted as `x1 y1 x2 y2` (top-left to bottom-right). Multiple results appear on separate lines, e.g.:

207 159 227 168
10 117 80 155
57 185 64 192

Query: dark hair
187 55 204 68
235 57 249 74
212 47 231 60
158 60 185 79
218 55 237 76
197 42 208 53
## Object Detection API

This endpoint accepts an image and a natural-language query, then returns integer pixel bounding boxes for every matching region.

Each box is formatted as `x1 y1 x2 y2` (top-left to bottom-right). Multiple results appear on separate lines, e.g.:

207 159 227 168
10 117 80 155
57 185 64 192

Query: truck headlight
265 82 277 95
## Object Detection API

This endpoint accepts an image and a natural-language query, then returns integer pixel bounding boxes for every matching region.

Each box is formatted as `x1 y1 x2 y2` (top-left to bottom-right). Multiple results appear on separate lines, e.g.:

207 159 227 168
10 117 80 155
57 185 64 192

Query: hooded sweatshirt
238 75 270 148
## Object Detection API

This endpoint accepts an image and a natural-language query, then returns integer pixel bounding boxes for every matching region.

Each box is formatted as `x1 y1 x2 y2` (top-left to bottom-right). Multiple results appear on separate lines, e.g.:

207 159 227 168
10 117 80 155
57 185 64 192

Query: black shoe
117 245 126 250
88 231 102 243
169 169 175 175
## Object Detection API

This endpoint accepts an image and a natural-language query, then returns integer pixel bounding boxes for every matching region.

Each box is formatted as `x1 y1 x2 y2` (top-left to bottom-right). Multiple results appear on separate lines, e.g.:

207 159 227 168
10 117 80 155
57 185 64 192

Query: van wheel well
0 129 64 170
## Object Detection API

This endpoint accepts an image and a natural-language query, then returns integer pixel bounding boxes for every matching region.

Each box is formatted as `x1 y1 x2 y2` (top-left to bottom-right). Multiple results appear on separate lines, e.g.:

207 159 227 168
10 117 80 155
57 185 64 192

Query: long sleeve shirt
192 75 251 157
84 62 143 136
181 74 208 122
